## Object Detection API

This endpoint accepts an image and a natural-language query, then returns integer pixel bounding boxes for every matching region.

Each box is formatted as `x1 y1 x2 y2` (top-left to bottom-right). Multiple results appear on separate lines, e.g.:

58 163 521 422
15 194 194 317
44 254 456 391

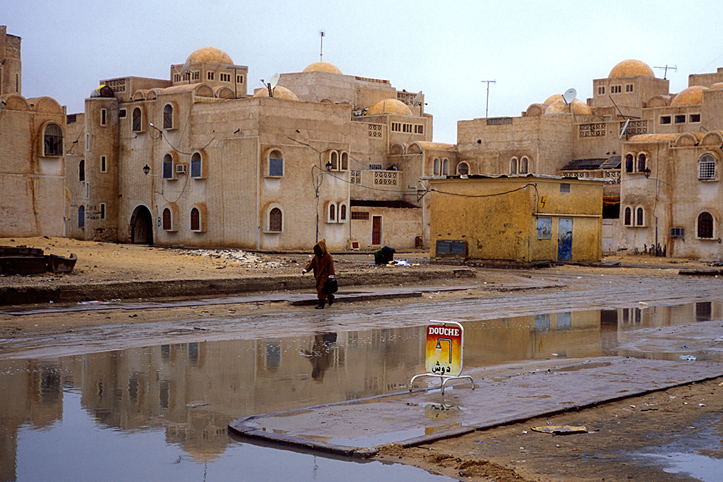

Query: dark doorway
130 205 153 244
557 217 573 261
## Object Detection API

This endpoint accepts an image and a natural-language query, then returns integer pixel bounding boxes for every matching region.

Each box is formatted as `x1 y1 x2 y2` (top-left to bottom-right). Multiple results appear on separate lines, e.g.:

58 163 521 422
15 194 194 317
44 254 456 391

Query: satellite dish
413 91 423 106
269 73 280 89
180 58 191 75
562 88 577 105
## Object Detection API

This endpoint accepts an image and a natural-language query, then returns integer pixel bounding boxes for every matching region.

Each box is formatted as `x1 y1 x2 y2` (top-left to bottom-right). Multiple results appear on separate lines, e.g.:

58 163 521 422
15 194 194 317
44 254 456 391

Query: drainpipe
256 136 260 250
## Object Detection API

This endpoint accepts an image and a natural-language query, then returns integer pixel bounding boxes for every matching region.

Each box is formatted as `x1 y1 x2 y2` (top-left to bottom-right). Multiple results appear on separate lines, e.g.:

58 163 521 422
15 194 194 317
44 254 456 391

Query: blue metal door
558 218 573 261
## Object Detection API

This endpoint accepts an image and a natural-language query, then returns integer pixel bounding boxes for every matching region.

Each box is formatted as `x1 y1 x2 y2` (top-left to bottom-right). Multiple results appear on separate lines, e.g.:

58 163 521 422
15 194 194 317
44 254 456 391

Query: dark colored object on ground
375 246 395 265
0 246 77 275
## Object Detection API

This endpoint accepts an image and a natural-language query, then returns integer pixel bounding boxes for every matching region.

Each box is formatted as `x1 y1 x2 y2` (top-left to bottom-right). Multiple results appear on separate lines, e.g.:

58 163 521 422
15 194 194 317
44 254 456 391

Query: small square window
119 109 127 118
689 114 701 123
675 115 686 124
625 84 634 93
207 71 215 81
597 86 606 95
560 183 570 193
660 116 671 125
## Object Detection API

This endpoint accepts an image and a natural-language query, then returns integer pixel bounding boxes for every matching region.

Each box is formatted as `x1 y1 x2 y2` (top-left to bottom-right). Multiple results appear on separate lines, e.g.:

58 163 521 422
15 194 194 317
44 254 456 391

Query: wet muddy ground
1 237 723 481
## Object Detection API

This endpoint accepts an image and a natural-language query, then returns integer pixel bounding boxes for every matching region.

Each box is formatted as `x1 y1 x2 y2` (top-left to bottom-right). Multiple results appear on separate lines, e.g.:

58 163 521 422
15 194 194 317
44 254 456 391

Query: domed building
64 42 440 253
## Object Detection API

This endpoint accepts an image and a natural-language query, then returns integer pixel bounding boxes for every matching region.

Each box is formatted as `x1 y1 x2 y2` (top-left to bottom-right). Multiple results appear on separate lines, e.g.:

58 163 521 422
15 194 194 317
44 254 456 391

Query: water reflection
1 301 721 481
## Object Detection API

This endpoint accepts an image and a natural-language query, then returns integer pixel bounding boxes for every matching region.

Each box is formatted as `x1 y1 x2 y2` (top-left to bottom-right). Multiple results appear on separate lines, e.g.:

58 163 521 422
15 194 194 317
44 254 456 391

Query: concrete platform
229 357 723 457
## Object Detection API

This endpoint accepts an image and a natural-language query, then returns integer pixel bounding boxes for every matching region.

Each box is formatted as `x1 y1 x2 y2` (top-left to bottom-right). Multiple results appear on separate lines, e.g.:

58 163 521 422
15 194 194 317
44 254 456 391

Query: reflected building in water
2 302 721 479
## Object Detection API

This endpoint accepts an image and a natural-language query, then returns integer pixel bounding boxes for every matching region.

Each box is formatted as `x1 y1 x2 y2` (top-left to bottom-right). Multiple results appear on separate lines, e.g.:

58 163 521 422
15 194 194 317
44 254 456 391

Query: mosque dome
367 98 413 116
709 82 723 89
608 59 655 78
303 61 342 74
543 94 563 105
253 85 299 101
671 86 705 106
186 47 233 65
544 98 592 115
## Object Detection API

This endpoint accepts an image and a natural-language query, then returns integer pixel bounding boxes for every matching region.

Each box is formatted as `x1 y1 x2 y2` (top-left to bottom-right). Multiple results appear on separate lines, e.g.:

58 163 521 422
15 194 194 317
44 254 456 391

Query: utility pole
481 80 496 118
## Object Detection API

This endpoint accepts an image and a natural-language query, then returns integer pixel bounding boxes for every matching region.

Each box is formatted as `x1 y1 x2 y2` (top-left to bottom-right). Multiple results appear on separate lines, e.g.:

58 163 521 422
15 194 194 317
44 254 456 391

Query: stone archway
130 205 153 245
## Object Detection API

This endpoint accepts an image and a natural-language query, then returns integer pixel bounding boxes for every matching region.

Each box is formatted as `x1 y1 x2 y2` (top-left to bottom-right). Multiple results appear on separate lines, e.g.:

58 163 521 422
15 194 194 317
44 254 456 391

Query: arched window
520 157 529 174
637 153 647 173
625 154 634 173
190 207 200 231
510 157 518 175
43 124 63 156
699 153 716 181
267 149 284 177
163 103 174 130
79 159 85 182
697 212 714 238
269 207 283 232
191 151 204 178
132 107 142 132
162 153 175 179
329 151 339 171
433 158 440 175
162 208 173 231
635 207 645 227
624 207 632 226
339 202 348 223
457 162 469 176
327 202 337 223
442 159 449 175
340 152 349 171
78 205 85 228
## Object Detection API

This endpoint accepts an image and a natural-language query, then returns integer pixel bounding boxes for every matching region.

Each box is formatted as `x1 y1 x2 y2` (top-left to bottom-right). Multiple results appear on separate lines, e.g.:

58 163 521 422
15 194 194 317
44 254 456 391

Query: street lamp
143 164 150 175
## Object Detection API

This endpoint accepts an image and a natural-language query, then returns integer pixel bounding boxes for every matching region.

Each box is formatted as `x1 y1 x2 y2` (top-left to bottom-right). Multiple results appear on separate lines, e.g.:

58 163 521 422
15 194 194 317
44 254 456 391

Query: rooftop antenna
562 88 577 112
654 64 677 80
481 80 496 118
319 30 325 62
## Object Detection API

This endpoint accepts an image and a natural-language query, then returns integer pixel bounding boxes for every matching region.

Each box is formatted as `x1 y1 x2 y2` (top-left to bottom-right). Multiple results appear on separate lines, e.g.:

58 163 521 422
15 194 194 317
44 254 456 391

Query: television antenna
654 64 677 80
481 80 496 118
319 30 325 62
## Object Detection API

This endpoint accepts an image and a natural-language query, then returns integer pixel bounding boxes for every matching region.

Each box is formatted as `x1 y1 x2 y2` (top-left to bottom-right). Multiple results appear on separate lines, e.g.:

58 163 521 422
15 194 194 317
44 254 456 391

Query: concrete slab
228 357 723 457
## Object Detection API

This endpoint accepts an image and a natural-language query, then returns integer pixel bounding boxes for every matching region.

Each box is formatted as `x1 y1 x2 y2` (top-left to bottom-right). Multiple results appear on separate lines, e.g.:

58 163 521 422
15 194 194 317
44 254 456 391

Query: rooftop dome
671 86 705 106
253 85 299 101
186 47 233 65
544 98 592 115
303 61 342 74
543 94 563 105
709 82 723 89
367 98 413 116
608 59 655 78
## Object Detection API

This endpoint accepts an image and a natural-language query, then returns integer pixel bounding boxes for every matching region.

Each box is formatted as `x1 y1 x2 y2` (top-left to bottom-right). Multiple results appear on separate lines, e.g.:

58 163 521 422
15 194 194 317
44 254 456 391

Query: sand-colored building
64 47 452 251
427 175 603 263
0 26 66 238
454 59 723 260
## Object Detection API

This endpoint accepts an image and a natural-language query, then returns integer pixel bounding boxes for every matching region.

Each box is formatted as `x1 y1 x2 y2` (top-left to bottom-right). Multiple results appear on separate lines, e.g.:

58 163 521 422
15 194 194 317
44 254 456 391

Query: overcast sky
5 0 723 143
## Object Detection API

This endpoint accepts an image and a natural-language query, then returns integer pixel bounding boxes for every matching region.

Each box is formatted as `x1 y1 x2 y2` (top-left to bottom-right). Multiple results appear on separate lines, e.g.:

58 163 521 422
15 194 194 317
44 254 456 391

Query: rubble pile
172 248 287 269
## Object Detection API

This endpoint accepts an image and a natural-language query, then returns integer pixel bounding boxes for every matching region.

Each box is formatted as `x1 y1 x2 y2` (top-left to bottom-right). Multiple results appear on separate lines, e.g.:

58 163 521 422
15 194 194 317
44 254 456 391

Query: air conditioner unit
670 227 684 238
175 164 187 174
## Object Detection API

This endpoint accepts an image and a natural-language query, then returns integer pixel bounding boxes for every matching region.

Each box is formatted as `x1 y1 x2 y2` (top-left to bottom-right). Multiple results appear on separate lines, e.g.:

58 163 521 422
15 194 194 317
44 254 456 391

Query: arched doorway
130 205 153 244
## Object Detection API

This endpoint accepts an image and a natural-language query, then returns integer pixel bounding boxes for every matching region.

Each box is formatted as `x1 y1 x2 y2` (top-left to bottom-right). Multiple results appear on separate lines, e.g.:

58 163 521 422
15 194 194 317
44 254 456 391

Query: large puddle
1 301 722 481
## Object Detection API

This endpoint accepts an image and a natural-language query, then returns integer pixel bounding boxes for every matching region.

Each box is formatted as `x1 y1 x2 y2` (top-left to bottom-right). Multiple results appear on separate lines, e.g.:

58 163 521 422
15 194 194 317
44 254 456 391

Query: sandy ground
2 237 723 481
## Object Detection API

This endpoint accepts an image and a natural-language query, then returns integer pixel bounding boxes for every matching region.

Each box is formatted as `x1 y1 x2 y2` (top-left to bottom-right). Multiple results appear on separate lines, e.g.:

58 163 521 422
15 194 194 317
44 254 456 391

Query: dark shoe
315 300 325 309
328 294 335 306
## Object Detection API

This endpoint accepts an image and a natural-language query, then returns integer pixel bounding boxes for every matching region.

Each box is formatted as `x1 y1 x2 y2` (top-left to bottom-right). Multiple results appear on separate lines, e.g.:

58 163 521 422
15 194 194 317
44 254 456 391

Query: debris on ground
530 425 588 434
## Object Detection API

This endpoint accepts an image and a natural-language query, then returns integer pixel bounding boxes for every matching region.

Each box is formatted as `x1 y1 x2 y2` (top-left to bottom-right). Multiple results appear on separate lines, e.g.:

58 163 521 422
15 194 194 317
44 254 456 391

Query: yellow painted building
428 175 603 263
